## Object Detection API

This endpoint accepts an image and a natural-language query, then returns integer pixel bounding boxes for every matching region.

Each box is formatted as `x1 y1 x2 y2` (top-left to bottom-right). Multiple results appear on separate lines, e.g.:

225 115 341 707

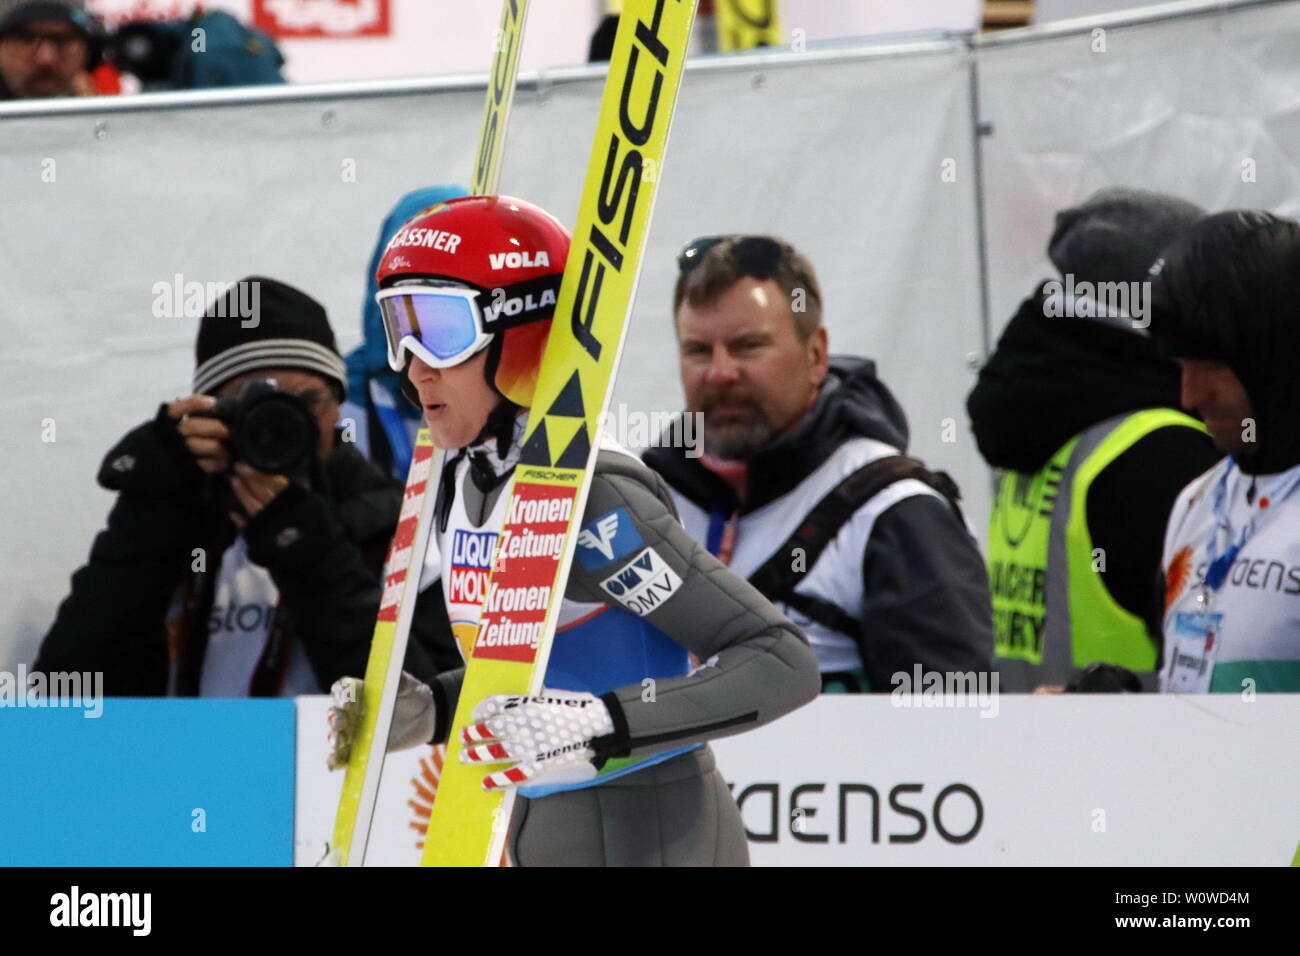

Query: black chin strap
474 398 520 459
436 399 519 534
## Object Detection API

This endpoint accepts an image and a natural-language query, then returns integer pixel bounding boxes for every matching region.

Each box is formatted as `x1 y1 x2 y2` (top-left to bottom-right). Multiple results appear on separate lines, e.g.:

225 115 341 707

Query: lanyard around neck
1203 461 1300 592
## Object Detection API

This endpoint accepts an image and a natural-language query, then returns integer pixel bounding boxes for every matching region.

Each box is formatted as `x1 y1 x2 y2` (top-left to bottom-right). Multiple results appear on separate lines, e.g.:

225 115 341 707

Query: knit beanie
1047 187 1205 289
192 276 346 400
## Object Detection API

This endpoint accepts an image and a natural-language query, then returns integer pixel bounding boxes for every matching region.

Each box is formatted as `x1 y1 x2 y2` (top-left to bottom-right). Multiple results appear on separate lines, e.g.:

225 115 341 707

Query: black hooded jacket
644 356 993 689
34 405 458 695
967 285 1221 623
1150 210 1300 476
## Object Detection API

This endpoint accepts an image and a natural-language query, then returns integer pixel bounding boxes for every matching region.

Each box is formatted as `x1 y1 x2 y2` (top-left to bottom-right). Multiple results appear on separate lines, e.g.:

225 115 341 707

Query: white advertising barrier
294 694 1300 866
976 0 1300 338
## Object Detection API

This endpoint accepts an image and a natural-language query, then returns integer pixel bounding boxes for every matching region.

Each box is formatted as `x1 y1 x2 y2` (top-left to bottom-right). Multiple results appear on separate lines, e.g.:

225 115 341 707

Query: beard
20 68 75 97
700 397 775 461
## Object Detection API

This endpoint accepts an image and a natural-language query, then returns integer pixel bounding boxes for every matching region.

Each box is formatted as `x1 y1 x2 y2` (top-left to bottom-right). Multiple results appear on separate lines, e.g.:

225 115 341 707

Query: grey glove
326 671 436 771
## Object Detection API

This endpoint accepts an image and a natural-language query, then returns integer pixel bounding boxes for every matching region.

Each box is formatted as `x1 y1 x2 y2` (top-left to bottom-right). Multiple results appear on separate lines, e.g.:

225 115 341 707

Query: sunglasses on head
677 235 786 279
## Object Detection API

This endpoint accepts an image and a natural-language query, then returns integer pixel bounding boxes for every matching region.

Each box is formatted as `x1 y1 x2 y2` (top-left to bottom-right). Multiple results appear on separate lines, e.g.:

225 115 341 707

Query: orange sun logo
1165 545 1194 610
408 745 445 850
407 743 511 865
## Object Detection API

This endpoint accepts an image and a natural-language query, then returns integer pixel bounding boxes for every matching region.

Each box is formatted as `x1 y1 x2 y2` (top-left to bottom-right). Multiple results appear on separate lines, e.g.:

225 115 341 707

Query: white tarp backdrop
976 0 1300 335
3 0 1299 671
0 38 983 668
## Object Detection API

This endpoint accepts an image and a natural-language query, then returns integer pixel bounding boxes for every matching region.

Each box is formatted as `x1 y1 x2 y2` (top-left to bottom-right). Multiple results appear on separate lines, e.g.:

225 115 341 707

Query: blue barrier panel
0 698 294 866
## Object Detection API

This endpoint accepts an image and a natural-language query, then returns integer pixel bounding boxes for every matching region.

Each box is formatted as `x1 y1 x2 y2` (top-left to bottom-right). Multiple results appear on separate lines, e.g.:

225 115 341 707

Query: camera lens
238 393 317 474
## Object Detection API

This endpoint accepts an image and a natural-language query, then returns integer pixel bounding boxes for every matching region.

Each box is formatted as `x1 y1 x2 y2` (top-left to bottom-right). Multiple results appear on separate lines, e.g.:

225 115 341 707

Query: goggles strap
477 274 563 332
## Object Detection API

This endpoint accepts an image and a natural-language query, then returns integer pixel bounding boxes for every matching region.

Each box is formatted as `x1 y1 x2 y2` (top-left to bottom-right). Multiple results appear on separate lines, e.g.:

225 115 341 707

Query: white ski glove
459 689 615 791
326 671 436 771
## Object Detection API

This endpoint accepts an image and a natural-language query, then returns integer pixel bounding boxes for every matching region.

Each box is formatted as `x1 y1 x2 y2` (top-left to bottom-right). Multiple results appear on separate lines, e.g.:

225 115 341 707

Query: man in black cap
35 277 455 696
0 2 96 99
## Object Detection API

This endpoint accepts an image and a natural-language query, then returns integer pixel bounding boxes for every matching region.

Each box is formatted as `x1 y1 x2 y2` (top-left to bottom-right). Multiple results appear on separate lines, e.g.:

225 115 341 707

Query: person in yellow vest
967 188 1221 692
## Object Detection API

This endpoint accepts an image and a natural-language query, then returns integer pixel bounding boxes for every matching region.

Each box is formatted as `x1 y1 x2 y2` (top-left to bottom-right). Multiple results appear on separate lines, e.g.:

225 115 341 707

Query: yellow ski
329 431 437 866
421 0 699 867
472 0 530 196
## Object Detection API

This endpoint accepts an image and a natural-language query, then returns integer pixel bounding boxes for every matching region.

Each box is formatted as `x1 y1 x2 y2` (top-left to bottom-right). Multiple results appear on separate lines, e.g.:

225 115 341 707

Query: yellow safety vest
987 409 1207 690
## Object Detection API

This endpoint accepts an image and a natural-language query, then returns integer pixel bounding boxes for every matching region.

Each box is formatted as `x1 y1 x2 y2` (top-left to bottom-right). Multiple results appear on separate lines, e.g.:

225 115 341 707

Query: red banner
252 0 391 39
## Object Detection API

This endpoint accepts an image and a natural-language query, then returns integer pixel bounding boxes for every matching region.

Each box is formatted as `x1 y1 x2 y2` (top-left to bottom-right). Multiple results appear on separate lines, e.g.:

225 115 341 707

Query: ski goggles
377 285 494 372
378 276 562 373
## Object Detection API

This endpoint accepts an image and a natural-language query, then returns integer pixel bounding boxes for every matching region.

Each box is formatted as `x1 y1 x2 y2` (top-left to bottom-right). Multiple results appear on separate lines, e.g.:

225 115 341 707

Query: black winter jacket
644 357 994 690
34 404 457 695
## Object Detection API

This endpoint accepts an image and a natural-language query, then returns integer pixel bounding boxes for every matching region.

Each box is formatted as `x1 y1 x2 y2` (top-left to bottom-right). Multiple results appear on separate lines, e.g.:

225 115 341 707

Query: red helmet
376 195 569 408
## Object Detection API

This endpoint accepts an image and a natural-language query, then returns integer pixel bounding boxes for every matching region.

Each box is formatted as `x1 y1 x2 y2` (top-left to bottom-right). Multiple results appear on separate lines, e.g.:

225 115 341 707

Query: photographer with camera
34 277 454 696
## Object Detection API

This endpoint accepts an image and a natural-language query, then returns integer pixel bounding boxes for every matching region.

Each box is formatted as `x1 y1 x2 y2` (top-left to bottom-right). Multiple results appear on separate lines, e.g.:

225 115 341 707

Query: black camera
1066 662 1144 693
107 21 183 89
198 379 319 477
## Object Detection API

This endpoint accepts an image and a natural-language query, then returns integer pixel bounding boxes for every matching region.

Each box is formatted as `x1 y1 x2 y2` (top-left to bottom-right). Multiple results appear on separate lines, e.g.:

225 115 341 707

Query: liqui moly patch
447 529 498 606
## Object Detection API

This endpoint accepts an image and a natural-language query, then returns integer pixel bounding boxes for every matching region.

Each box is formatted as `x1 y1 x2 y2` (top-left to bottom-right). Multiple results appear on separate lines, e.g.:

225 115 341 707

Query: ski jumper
417 414 820 865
